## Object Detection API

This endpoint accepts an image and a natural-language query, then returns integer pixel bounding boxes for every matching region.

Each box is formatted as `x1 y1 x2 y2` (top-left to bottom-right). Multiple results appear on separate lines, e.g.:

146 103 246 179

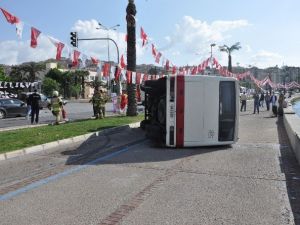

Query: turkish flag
126 71 132 84
152 44 157 57
165 60 170 71
91 57 99 65
72 50 81 67
120 54 126 69
140 27 148 47
56 42 64 60
0 8 19 24
155 52 162 64
103 63 110 77
114 67 122 81
172 66 177 75
30 27 41 48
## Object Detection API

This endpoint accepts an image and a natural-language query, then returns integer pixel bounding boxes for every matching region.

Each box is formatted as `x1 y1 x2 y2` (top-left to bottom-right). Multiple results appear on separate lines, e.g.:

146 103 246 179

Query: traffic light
70 32 78 47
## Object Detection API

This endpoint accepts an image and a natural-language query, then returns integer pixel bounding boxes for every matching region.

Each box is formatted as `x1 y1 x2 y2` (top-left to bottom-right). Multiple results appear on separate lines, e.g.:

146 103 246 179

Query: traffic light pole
77 38 119 64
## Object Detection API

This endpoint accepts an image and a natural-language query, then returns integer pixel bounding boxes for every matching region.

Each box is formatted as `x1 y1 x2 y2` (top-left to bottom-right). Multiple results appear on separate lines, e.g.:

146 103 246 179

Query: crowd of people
240 90 287 117
24 86 129 125
25 89 67 125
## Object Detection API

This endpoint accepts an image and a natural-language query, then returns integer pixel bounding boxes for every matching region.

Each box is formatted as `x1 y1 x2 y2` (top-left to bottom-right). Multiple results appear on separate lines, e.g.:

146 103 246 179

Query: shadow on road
277 116 300 224
64 127 232 167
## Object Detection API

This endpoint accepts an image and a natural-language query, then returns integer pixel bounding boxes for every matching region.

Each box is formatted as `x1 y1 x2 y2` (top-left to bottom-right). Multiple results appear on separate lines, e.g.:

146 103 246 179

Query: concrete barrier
283 100 300 166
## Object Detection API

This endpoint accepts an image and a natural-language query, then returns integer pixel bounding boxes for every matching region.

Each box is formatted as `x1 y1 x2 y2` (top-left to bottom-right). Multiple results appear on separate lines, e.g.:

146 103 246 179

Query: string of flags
1 7 300 90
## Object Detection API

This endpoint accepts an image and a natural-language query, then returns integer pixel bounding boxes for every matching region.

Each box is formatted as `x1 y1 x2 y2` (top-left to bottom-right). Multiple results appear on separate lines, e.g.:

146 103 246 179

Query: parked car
18 92 50 109
0 98 27 119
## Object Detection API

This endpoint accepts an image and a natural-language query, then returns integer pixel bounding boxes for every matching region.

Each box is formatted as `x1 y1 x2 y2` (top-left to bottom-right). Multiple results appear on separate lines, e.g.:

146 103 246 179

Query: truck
140 75 239 147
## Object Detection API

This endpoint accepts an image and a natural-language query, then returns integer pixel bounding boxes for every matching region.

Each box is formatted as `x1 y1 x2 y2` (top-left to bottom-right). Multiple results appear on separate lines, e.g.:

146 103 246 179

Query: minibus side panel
183 80 204 144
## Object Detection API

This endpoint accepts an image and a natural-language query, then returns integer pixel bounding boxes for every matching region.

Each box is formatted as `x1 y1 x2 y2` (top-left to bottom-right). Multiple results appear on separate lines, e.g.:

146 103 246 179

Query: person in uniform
98 87 109 119
28 89 41 124
92 88 101 119
48 90 63 124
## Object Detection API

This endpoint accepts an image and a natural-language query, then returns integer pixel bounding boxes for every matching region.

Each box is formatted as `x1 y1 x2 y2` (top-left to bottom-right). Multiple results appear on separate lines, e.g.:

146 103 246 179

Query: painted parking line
0 141 144 201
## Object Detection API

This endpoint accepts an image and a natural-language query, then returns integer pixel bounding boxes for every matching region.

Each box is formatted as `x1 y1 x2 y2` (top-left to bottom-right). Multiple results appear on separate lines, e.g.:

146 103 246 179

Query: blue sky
0 0 299 68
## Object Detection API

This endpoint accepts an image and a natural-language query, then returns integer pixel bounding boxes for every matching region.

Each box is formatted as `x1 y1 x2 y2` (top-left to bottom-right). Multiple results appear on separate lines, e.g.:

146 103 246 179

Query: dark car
18 92 50 109
0 98 27 119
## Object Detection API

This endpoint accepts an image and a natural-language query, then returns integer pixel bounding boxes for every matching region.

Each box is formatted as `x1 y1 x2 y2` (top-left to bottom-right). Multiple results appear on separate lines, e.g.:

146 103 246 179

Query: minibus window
219 81 236 141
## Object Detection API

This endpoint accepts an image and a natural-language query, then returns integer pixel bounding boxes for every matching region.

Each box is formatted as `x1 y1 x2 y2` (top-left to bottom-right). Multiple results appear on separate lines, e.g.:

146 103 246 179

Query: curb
0 122 141 161
283 105 300 166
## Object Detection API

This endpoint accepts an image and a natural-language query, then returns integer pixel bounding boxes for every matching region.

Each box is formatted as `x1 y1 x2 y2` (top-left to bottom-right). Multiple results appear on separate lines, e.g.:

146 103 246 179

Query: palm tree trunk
228 54 232 72
126 0 138 116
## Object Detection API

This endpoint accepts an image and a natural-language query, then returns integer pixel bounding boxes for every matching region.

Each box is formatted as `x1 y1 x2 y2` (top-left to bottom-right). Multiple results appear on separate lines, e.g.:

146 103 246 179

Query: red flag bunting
136 73 141 84
91 57 99 65
165 60 170 71
103 63 110 77
0 8 19 24
114 67 122 81
120 54 126 69
30 27 41 48
155 52 162 63
56 42 64 60
152 44 157 57
72 50 81 67
140 27 148 47
126 71 132 84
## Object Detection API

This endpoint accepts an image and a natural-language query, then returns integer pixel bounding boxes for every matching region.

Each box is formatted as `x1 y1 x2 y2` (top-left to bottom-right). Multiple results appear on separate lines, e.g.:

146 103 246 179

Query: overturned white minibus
140 75 239 147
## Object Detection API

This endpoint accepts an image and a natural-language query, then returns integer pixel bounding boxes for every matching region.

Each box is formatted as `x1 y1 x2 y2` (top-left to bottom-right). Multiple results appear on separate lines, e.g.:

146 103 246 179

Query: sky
0 0 299 69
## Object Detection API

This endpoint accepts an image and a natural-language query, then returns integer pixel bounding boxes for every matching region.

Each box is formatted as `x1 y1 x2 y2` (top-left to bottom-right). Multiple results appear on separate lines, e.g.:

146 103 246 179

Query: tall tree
219 42 241 72
74 70 89 98
126 0 138 116
9 66 27 82
19 62 45 82
0 67 10 81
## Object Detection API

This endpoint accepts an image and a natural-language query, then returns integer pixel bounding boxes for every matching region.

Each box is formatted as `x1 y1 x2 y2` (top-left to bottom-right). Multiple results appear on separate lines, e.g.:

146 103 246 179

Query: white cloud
0 19 132 65
165 16 250 56
251 50 284 68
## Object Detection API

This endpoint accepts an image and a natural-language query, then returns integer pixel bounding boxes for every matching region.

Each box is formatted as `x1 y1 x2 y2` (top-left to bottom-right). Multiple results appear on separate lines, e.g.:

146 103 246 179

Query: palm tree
74 70 89 98
126 0 138 116
9 66 26 82
219 42 241 72
19 62 45 82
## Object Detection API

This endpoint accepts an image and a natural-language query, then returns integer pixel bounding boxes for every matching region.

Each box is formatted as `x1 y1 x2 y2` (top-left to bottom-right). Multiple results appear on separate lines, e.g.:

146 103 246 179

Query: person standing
253 92 260 114
265 92 270 111
28 89 41 124
270 92 277 116
49 90 63 124
98 87 109 119
26 95 32 120
259 92 265 107
240 92 247 112
278 92 284 116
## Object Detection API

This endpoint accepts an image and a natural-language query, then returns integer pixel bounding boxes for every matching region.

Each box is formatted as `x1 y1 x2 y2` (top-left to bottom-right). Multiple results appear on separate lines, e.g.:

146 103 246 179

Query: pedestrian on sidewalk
240 91 247 111
253 92 260 114
278 92 284 116
259 92 265 107
265 92 270 111
28 89 41 124
270 92 277 116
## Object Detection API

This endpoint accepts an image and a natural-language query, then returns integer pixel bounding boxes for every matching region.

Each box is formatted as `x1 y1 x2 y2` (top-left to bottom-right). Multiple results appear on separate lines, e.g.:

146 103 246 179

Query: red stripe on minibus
176 75 185 147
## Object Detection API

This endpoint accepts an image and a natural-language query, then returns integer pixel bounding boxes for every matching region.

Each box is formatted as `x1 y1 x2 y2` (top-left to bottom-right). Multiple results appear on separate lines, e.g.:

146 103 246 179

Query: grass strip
0 115 144 154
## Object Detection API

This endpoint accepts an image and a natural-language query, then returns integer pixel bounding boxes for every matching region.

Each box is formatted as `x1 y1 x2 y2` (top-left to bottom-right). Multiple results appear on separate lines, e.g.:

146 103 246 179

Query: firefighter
98 87 109 119
92 88 101 119
48 90 63 124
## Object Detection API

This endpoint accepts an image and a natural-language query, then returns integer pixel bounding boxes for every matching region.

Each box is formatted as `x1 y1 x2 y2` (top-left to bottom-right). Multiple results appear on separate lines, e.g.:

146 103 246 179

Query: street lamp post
97 23 120 62
97 23 120 90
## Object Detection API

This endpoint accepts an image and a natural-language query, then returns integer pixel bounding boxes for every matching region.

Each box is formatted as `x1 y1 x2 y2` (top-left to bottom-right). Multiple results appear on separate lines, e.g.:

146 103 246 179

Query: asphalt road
0 102 299 224
0 102 118 129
